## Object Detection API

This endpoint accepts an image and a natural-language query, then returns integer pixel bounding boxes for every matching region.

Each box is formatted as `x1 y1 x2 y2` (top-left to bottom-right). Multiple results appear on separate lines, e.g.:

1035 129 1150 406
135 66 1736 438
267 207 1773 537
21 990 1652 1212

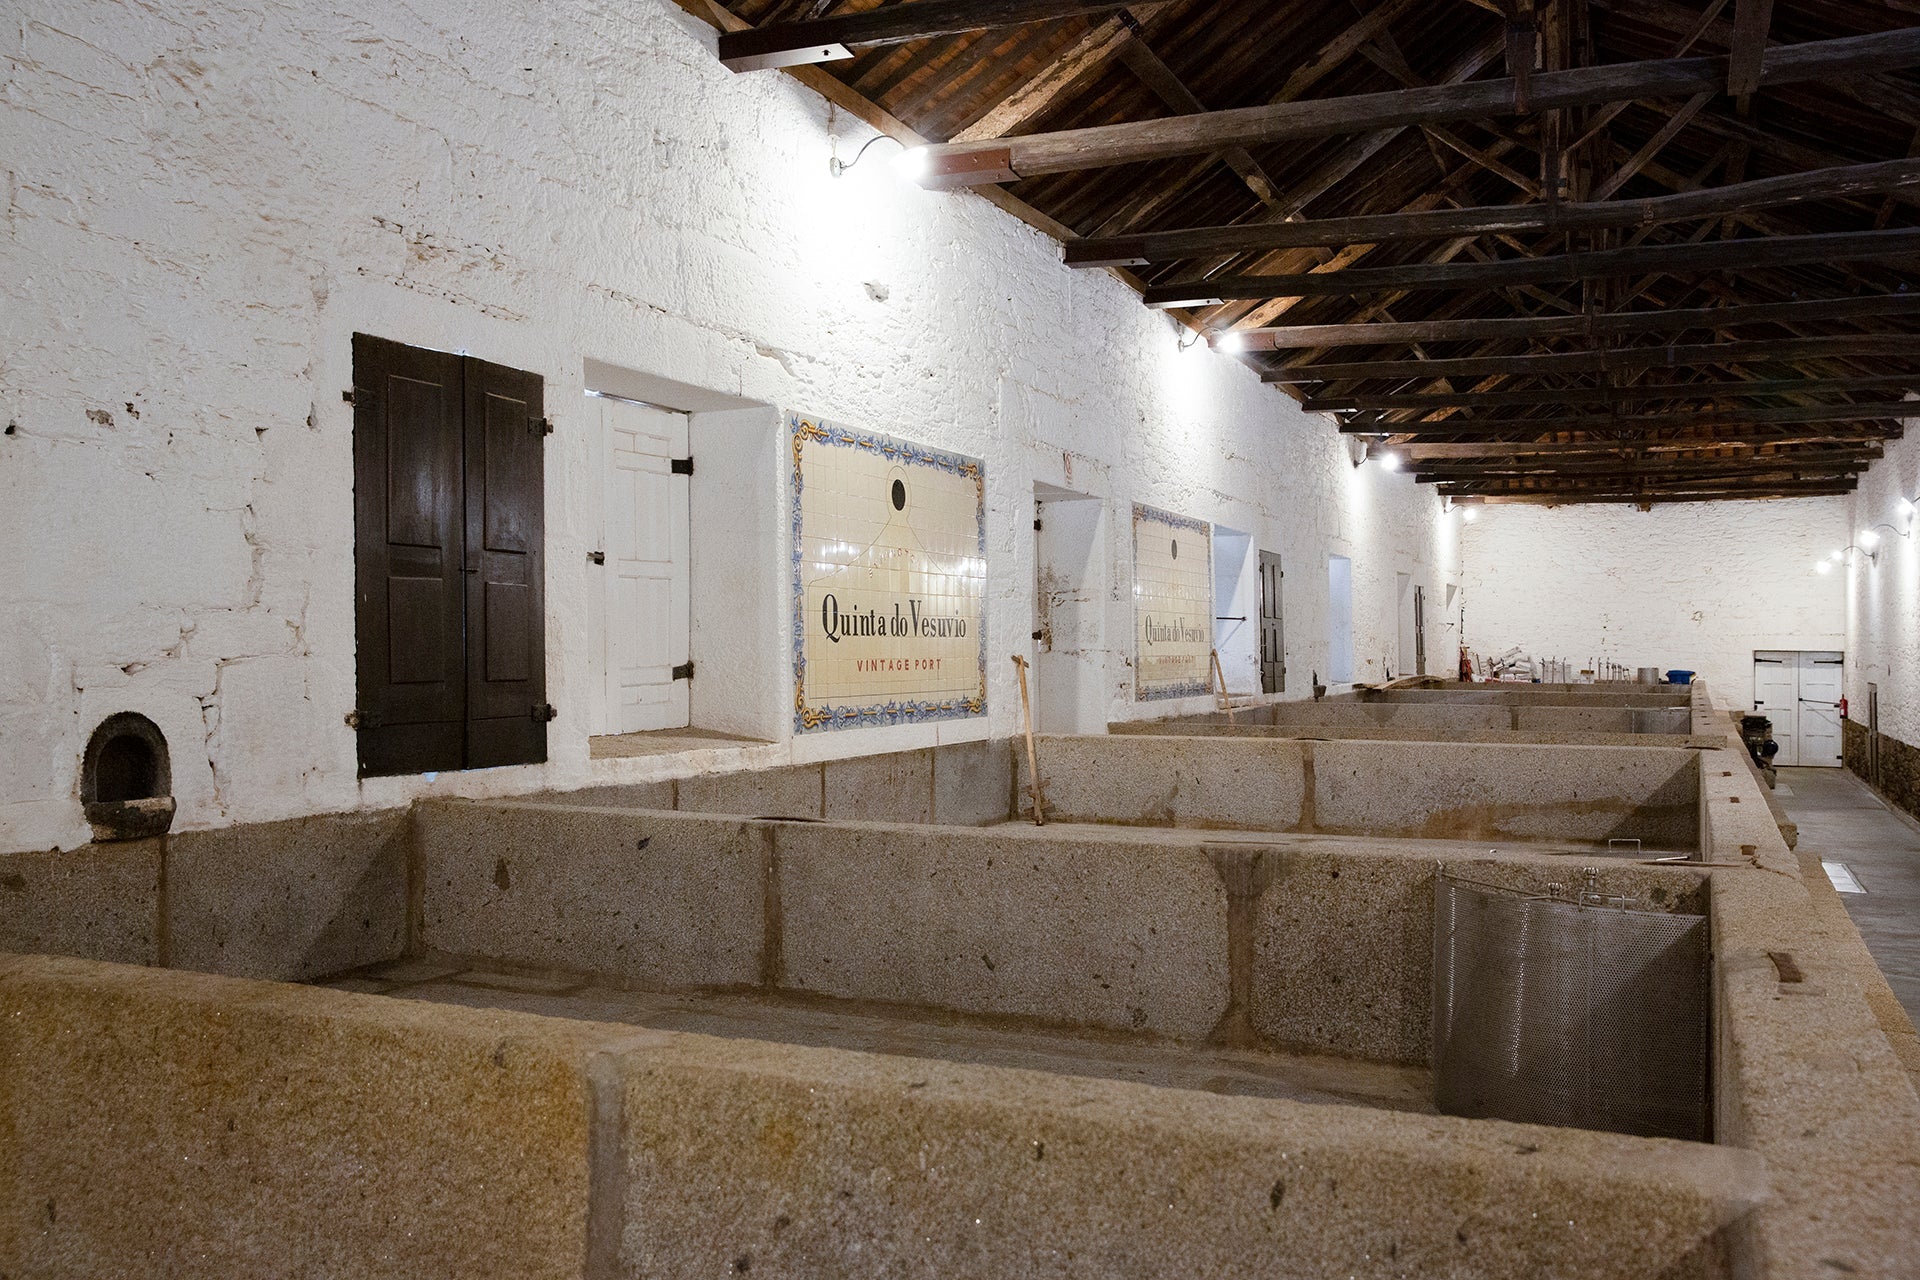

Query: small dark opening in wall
94 734 160 802
81 712 175 841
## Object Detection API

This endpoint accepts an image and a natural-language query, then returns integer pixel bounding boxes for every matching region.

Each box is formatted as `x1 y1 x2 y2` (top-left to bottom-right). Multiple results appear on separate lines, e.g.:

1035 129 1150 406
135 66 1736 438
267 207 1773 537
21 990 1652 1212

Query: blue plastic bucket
1665 669 1695 685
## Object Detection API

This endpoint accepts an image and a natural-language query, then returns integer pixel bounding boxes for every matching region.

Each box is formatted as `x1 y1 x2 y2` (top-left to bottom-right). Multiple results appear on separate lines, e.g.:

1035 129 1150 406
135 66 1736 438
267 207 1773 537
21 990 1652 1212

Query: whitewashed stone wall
1458 500 1846 701
0 0 1458 851
1844 422 1920 745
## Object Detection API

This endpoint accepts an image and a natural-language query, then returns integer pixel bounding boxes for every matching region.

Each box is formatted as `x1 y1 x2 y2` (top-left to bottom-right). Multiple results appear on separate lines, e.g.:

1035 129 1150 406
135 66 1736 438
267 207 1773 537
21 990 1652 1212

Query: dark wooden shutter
1259 551 1285 695
353 334 467 775
352 335 547 776
463 356 547 768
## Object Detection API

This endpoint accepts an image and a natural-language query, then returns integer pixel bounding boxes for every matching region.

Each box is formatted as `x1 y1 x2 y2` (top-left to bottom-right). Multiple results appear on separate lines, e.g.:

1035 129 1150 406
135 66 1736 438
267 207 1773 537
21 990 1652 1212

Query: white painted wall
1844 421 1920 746
1458 500 1847 702
0 0 1459 851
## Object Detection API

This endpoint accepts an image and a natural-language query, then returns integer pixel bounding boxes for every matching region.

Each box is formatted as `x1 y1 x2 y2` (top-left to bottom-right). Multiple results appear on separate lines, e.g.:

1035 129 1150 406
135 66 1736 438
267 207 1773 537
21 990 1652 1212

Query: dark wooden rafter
1313 372 1920 412
1067 157 1920 266
719 0 1149 71
1261 335 1920 384
1223 291 1920 351
913 27 1920 185
1341 400 1915 434
1148 226 1920 306
696 0 1920 502
1400 435 1891 457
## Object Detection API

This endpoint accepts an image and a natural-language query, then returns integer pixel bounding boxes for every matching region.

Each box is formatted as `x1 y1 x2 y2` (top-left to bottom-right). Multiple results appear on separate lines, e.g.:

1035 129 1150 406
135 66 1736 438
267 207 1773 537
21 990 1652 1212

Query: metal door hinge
1033 518 1042 531
670 456 694 475
343 389 360 405
531 416 554 436
532 702 558 722
587 550 605 565
345 709 363 729
671 661 695 681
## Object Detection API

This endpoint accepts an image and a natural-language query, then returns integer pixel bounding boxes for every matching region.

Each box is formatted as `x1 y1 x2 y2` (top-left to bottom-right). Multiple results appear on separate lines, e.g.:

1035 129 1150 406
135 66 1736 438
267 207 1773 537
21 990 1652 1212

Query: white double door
593 395 690 735
1753 651 1843 767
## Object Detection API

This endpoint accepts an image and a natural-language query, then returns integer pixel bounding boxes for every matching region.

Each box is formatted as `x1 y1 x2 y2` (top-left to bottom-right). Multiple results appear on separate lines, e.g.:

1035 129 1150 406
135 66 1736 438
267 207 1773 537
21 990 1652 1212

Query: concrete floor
1776 766 1920 1027
318 957 1435 1114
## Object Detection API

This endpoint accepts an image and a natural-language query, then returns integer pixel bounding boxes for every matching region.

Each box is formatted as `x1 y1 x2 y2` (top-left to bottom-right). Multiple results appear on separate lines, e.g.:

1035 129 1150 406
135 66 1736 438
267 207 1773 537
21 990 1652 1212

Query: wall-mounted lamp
1462 506 1479 522
1214 330 1247 354
830 133 917 178
1375 450 1403 471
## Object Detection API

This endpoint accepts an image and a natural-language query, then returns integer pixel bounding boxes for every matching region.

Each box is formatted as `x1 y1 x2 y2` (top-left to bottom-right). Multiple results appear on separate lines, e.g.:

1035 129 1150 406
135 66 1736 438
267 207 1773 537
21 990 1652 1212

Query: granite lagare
164 808 410 981
417 800 765 988
1250 844 1708 1065
774 820 1232 1039
1313 738 1700 850
0 954 598 1280
612 1028 1764 1280
0 840 158 965
1019 733 1308 829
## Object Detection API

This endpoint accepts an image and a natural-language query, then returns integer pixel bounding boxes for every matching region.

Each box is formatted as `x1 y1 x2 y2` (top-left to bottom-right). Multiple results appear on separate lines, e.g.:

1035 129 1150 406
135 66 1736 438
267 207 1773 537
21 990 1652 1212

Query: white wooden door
1753 652 1799 766
1033 494 1106 734
1797 651 1845 767
599 396 689 734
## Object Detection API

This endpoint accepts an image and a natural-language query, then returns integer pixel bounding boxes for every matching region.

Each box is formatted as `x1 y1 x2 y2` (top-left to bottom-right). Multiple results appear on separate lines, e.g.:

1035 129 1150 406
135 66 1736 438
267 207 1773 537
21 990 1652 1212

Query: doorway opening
1753 651 1844 767
1327 555 1354 685
1258 551 1285 694
1032 485 1106 734
591 392 691 736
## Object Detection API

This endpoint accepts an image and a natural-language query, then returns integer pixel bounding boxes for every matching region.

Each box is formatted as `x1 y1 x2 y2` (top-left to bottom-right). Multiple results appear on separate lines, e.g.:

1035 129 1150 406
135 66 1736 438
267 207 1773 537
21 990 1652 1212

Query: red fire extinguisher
1839 696 1849 720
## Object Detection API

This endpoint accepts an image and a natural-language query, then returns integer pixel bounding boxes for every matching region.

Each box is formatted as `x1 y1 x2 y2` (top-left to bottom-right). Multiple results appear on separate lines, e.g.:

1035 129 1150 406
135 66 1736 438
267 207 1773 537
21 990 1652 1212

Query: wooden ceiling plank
950 15 1136 140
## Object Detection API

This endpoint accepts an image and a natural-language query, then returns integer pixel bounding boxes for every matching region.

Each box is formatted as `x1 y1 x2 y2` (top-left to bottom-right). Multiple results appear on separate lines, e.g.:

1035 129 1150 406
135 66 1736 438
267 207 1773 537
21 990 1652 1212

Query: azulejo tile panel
1132 503 1213 700
791 413 988 733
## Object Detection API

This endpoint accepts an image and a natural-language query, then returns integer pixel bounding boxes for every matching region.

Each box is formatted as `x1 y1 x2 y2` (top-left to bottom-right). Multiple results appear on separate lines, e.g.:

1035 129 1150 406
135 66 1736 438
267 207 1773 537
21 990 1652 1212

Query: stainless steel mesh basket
1431 870 1710 1141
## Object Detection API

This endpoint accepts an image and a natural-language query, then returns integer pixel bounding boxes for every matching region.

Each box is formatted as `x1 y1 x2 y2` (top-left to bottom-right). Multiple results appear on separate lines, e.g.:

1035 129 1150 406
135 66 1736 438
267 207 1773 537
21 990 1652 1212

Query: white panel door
1034 495 1106 734
1753 652 1799 766
601 397 690 734
1797 651 1845 767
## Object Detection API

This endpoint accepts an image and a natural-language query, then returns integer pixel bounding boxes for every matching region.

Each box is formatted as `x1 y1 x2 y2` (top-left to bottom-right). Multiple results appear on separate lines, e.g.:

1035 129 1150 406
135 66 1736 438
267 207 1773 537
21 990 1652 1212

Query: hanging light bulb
1376 451 1402 471
1860 528 1882 550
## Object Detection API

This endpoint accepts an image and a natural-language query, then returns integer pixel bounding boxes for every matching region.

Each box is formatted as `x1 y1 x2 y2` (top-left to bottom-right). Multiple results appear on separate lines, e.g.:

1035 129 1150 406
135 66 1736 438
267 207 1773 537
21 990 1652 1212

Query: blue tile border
1132 502 1212 701
790 412 989 734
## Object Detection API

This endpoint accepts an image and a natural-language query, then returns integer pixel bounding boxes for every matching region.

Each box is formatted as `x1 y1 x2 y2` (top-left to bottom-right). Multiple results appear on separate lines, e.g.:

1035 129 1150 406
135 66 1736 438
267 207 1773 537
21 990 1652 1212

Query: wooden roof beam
1151 225 1920 306
1400 435 1896 458
1262 335 1920 384
719 0 1146 72
911 26 1920 185
1455 486 1856 503
1312 374 1920 412
1340 400 1916 434
1726 0 1774 97
1225 292 1920 352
